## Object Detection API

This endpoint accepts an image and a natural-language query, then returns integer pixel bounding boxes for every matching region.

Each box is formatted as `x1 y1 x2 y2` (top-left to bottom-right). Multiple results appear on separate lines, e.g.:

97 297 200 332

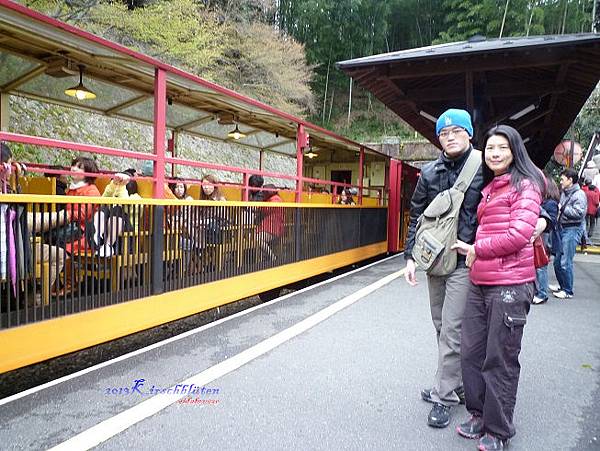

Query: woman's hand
451 240 476 268
530 218 547 244
113 173 131 186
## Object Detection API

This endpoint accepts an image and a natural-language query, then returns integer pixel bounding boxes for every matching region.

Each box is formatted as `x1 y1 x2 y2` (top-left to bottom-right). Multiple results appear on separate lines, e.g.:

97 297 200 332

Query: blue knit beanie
435 109 473 137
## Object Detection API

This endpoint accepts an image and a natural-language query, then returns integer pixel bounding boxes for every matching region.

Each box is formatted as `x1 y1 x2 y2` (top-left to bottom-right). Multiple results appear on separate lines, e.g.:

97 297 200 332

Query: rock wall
8 97 296 187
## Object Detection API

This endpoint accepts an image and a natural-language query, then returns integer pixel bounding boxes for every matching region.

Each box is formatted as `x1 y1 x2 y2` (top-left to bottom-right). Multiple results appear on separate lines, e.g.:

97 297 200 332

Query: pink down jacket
470 173 542 286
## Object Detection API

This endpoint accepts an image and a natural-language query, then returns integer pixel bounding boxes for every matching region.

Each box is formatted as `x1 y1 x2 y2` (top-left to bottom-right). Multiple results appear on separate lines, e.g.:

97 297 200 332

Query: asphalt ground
1 254 599 450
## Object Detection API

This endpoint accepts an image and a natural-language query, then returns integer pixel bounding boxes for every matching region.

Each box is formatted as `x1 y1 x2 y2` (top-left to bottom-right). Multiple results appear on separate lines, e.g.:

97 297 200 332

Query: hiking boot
421 387 465 404
553 290 572 299
548 283 561 292
456 415 484 439
532 295 548 305
427 402 451 428
478 433 509 450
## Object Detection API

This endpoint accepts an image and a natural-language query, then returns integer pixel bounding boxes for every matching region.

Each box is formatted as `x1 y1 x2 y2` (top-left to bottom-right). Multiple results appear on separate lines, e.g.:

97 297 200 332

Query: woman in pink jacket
452 125 544 451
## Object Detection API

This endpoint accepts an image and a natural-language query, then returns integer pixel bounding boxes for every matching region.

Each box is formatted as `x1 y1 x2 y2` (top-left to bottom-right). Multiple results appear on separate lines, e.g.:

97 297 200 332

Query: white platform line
48 267 405 451
0 253 402 406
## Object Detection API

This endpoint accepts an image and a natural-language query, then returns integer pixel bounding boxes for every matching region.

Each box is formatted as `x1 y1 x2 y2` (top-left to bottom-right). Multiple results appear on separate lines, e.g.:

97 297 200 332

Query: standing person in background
582 160 599 183
550 168 587 299
453 124 544 450
582 178 599 243
532 174 559 305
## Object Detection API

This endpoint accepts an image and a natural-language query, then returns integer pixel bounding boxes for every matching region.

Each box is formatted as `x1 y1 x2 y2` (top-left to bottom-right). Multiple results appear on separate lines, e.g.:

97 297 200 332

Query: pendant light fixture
305 146 319 159
64 65 96 100
227 123 246 140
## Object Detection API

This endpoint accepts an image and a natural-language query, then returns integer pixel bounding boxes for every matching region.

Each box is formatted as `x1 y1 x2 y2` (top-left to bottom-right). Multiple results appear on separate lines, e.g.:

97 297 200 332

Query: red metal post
168 130 177 178
358 147 365 205
242 172 250 201
387 159 402 252
296 124 306 203
153 68 167 198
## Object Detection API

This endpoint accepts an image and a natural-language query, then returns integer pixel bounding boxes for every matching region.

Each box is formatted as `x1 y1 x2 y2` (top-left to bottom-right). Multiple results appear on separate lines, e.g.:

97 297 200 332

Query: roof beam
174 114 215 131
1 64 46 91
263 138 295 150
105 95 148 115
387 52 576 79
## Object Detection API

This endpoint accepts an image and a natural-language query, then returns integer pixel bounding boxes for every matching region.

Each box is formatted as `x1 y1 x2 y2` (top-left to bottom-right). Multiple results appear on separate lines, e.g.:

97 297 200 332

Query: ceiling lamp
227 124 246 140
64 65 96 100
305 148 319 159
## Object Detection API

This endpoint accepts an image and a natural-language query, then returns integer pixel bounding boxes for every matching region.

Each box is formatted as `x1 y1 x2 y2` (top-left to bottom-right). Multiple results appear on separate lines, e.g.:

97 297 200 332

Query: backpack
412 149 481 276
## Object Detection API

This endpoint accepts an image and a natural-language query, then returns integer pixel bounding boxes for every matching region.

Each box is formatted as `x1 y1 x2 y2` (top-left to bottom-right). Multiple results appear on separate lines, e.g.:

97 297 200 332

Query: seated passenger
89 172 141 256
169 178 193 201
248 174 264 201
60 157 101 254
256 184 284 261
338 189 356 205
200 174 226 201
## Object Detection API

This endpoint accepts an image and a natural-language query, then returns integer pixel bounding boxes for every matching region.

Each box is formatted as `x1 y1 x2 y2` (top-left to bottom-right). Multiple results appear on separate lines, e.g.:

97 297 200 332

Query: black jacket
404 147 483 264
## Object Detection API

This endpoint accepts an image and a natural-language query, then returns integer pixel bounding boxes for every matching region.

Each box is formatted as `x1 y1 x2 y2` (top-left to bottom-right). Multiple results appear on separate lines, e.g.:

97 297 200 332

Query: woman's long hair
543 171 560 201
483 125 546 196
200 174 224 200
168 177 187 199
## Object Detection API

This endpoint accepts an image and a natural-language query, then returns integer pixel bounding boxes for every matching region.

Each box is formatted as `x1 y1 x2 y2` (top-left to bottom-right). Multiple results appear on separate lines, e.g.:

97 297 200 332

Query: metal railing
0 196 387 329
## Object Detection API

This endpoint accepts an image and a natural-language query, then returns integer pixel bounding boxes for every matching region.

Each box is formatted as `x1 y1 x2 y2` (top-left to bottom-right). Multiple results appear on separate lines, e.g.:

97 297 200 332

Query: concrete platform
0 254 598 450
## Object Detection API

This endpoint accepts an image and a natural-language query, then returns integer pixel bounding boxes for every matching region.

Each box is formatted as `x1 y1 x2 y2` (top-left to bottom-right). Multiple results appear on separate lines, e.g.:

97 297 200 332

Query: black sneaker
421 387 466 404
427 402 451 428
478 433 509 450
456 415 484 439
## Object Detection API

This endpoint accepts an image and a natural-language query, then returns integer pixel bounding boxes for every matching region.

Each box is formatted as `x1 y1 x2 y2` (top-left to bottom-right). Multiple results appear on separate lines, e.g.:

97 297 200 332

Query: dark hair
543 172 560 201
1 142 12 163
560 168 579 185
168 177 187 199
248 174 264 188
71 156 98 183
340 189 355 205
126 179 138 196
124 168 137 177
483 125 545 195
200 174 223 200
262 183 278 200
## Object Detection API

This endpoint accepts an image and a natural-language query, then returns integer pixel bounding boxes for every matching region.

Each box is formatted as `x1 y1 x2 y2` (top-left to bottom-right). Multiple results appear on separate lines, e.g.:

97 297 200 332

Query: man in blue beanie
403 108 482 429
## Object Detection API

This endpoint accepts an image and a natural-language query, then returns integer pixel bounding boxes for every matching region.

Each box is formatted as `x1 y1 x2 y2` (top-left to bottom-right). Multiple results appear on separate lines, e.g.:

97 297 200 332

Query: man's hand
404 258 418 286
530 218 547 244
451 240 476 268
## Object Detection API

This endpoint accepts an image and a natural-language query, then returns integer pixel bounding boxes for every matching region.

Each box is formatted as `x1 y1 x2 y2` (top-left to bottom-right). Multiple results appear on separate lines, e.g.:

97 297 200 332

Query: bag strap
453 149 482 193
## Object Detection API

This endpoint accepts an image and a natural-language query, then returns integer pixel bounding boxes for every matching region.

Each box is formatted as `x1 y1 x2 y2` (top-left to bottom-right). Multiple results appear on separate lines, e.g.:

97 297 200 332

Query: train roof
0 0 385 159
338 33 600 165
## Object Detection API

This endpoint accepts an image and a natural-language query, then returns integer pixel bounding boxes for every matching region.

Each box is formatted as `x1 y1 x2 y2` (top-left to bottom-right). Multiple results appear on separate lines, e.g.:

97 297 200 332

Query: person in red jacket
582 179 599 241
452 125 544 450
63 156 101 254
256 184 284 261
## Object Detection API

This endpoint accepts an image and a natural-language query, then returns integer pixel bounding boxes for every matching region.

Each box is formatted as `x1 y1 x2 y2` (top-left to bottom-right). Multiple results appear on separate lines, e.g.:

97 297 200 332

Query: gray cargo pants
427 267 471 406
